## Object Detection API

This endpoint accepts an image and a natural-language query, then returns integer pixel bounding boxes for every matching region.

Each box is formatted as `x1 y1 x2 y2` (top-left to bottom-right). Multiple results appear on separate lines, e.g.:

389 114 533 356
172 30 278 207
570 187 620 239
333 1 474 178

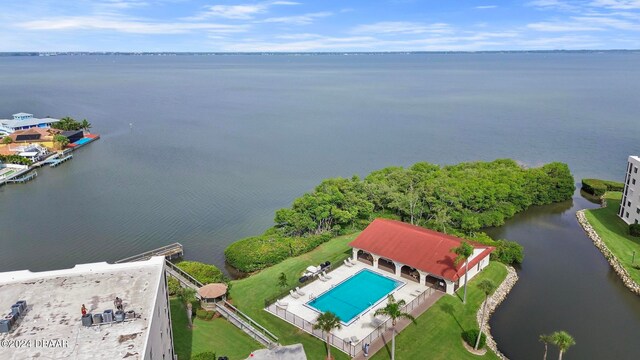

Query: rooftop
0 257 165 360
349 219 493 281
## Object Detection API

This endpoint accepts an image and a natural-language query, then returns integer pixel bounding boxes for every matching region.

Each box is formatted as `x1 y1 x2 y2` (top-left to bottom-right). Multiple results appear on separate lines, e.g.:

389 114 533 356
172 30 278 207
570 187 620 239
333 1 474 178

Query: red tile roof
349 218 493 282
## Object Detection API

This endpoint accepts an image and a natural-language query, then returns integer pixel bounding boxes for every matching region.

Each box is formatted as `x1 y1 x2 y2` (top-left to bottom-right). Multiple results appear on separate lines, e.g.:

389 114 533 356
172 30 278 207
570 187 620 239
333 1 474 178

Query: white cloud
189 1 299 20
476 5 498 9
527 21 605 31
527 0 579 11
262 12 332 25
590 0 640 9
351 21 452 35
19 16 249 34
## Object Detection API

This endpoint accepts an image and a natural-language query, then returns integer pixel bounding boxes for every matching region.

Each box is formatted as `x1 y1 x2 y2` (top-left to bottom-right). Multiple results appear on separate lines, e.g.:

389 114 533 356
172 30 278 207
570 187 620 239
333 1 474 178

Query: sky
1 0 639 51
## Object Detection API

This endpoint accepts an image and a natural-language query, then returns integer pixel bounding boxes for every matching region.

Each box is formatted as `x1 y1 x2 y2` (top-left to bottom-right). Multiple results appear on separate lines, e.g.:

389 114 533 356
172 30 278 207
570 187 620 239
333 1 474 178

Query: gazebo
197 283 228 309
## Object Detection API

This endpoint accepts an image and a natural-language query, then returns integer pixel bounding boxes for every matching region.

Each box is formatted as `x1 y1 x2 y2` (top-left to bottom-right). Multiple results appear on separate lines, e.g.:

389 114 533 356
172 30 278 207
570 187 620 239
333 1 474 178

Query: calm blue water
0 53 639 359
307 269 400 323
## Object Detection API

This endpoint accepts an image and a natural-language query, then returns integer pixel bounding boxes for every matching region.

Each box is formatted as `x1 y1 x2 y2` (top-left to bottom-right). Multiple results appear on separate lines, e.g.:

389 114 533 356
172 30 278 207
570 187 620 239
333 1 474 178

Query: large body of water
0 53 639 358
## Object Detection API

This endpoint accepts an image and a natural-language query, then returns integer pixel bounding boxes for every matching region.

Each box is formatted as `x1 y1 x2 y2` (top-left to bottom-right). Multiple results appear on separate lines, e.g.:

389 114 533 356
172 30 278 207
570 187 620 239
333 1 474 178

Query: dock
48 155 73 167
6 171 38 183
115 242 184 264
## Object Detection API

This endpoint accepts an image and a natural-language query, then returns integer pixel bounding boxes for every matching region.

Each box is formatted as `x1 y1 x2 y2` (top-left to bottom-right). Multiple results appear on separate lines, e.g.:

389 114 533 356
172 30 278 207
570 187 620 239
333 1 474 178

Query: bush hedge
582 178 624 196
630 224 640 237
192 352 217 360
195 309 216 320
224 232 333 273
175 261 225 285
462 329 486 349
167 277 181 296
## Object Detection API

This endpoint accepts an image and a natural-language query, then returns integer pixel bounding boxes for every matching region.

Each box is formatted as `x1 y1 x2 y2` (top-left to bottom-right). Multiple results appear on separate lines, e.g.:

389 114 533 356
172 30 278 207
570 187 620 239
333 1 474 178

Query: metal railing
266 286 435 357
115 242 183 263
216 302 278 348
220 301 278 343
164 260 203 289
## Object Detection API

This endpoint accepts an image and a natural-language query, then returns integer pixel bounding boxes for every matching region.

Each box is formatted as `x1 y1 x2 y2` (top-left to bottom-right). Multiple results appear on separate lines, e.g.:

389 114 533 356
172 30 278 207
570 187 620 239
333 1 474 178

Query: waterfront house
0 113 59 136
349 218 493 294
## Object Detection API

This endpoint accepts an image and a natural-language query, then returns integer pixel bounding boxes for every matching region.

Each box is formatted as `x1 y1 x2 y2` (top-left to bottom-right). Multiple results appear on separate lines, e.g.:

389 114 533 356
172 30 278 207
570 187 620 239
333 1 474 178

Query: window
634 178 637 185
635 167 638 174
626 212 629 218
477 262 481 271
637 208 640 214
628 201 632 207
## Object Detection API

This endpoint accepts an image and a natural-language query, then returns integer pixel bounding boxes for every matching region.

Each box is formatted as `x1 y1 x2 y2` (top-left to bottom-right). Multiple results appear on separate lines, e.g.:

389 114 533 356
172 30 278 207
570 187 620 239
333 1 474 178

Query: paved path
353 290 445 360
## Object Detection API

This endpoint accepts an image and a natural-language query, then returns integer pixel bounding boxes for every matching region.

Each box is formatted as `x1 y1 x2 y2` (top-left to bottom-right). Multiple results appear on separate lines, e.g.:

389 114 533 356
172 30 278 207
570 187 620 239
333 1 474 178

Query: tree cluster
0 154 32 166
51 116 92 131
225 159 575 272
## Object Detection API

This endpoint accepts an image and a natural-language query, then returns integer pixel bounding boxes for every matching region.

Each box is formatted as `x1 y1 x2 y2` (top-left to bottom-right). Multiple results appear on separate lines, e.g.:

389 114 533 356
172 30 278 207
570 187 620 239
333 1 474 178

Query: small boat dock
115 242 184 264
48 155 73 167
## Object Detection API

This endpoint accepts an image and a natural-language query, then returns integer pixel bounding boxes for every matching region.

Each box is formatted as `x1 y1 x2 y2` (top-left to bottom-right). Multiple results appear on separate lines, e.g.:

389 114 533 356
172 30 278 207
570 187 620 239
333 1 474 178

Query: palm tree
552 331 575 360
452 241 474 304
475 280 496 350
178 287 197 328
80 119 92 133
373 295 417 360
53 134 69 150
539 334 553 360
313 311 342 360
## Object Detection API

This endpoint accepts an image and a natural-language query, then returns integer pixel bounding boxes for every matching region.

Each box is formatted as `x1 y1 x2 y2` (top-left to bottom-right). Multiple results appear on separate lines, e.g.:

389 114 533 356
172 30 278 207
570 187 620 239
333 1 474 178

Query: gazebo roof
197 283 228 299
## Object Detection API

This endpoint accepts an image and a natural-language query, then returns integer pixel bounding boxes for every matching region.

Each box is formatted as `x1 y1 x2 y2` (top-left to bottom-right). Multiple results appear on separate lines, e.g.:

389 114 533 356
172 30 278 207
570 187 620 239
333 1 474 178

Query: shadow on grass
170 298 193 360
439 302 463 331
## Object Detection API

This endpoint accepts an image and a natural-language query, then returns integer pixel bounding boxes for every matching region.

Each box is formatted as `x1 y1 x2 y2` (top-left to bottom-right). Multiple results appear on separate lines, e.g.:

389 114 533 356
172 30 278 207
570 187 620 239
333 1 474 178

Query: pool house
266 218 493 357
349 218 494 295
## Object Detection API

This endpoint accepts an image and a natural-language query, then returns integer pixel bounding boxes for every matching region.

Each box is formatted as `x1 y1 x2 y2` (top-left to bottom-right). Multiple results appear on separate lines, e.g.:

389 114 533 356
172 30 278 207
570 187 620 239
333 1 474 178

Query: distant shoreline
1 49 640 57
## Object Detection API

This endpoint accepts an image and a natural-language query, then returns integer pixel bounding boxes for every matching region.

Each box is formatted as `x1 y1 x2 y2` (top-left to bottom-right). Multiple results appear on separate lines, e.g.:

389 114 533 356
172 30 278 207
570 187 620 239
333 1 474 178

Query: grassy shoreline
584 192 640 286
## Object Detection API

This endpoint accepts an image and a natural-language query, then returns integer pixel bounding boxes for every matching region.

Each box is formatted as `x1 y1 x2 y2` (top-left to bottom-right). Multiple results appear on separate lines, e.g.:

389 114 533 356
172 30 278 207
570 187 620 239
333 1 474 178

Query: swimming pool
306 269 402 325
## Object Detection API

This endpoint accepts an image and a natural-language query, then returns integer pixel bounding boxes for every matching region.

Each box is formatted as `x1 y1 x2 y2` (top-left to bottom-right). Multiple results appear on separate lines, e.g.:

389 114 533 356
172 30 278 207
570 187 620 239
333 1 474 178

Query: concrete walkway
353 290 445 360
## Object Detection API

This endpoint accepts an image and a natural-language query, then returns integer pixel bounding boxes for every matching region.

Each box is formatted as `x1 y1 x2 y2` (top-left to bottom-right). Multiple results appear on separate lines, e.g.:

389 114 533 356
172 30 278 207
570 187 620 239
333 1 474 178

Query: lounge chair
276 300 288 308
411 289 422 296
290 290 300 299
295 287 306 296
350 336 359 344
322 271 332 280
344 259 354 267
319 274 328 282
348 258 357 265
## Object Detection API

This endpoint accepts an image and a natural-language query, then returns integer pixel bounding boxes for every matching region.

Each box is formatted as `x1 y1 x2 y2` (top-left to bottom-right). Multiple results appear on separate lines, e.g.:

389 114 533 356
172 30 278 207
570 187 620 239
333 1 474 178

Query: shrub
195 309 216 320
192 352 217 360
2 136 12 144
630 224 640 237
167 277 181 296
175 261 225 285
462 329 486 349
582 179 624 196
224 232 332 273
491 240 524 265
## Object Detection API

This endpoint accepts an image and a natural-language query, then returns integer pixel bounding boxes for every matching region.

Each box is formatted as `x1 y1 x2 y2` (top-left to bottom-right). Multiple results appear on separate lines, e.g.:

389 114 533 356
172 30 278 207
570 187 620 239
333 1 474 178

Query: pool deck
267 261 441 343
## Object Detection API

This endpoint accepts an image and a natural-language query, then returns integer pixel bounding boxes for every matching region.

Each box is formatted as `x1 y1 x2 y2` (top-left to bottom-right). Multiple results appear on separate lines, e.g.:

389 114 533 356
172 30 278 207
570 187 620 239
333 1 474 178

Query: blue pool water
307 269 402 324
73 137 92 145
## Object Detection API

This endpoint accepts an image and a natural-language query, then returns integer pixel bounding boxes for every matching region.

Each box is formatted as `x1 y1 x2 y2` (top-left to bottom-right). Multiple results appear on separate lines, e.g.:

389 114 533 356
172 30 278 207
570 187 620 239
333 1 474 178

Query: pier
48 155 73 167
115 242 184 263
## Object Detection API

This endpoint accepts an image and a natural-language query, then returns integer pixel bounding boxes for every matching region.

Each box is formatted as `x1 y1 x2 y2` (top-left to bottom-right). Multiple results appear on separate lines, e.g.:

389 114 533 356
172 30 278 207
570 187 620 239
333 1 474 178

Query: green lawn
584 192 640 285
371 262 507 360
170 298 260 360
229 232 358 360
